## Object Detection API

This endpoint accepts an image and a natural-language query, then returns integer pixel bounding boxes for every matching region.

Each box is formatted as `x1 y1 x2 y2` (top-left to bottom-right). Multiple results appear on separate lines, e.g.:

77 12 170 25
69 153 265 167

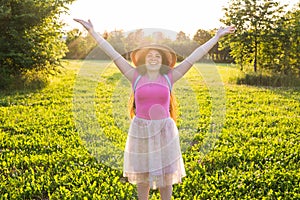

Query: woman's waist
135 113 170 120
135 104 170 120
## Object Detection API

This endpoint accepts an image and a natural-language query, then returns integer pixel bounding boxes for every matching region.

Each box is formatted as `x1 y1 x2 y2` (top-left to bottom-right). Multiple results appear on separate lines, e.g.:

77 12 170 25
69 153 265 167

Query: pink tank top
133 72 173 120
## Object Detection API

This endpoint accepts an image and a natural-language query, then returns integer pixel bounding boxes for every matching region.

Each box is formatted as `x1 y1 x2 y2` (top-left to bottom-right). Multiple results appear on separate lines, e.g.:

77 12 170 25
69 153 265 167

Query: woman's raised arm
74 19 135 82
172 26 235 82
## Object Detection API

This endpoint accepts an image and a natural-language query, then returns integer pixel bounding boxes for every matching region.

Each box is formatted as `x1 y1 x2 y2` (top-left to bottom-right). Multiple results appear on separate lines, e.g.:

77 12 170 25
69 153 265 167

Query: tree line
64 27 234 63
0 0 299 89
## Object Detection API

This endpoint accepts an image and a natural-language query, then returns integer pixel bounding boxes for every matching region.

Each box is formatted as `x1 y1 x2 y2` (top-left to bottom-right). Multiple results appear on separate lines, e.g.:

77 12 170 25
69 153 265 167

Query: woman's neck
146 71 160 80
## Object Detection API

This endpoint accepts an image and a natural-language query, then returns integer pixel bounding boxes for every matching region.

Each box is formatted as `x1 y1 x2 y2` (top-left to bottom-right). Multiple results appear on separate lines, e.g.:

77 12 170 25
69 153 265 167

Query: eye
146 54 153 58
146 51 161 59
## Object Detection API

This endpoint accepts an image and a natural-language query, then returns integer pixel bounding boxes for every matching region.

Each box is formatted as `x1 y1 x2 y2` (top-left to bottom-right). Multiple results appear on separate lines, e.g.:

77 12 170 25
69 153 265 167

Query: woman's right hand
73 19 94 31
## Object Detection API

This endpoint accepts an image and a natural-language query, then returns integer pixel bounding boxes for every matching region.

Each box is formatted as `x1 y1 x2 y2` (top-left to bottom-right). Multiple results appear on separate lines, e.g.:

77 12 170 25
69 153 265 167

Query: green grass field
0 60 299 199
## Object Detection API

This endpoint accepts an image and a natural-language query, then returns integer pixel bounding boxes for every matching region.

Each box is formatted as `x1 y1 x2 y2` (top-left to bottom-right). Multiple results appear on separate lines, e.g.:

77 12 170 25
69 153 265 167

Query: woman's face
145 49 162 72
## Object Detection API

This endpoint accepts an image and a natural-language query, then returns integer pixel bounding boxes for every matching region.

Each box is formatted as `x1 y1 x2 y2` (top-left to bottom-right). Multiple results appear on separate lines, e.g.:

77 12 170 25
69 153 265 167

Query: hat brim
130 44 177 67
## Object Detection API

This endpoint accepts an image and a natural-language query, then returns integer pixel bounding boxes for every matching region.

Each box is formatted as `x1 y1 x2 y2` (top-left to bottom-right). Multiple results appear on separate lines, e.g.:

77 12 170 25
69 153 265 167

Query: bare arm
172 26 235 82
74 19 135 82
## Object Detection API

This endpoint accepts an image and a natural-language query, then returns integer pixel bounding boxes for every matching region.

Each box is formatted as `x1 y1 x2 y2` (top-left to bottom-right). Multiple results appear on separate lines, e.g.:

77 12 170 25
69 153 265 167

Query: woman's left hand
216 26 235 38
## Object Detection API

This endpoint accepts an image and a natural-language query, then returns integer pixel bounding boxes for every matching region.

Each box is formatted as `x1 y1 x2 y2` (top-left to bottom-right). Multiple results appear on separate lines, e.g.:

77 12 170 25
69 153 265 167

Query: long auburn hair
128 48 178 122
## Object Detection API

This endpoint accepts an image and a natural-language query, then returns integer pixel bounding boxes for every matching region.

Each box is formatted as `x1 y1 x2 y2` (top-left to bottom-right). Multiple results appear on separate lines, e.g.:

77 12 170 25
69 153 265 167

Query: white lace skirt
123 117 186 189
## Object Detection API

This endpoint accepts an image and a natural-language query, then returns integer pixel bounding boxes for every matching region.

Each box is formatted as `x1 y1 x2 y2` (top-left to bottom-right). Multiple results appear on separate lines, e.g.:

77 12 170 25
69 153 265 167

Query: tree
193 29 212 45
275 3 300 75
65 29 98 59
176 31 190 42
222 0 286 72
65 28 81 45
108 30 126 55
0 0 75 75
166 31 197 61
207 29 233 63
123 29 145 52
193 29 215 61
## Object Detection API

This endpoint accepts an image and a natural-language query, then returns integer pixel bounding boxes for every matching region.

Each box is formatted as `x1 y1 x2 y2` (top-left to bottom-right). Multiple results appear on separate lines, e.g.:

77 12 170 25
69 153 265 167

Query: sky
61 0 299 37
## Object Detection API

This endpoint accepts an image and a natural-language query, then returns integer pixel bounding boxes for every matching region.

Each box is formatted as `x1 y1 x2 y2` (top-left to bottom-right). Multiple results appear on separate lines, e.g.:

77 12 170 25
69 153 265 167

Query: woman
74 19 234 200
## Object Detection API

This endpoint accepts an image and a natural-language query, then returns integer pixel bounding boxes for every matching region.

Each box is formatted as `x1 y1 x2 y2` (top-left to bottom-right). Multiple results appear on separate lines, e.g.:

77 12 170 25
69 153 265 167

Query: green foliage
273 3 300 75
0 0 75 89
0 64 53 91
0 60 299 199
221 0 299 75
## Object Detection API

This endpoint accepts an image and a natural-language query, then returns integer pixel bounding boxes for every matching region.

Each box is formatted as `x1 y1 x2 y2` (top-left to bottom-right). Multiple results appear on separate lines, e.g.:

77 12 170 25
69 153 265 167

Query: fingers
228 25 235 30
216 26 235 37
88 19 93 26
73 18 90 24
73 18 81 22
73 19 86 25
73 18 85 22
229 26 236 33
223 26 235 34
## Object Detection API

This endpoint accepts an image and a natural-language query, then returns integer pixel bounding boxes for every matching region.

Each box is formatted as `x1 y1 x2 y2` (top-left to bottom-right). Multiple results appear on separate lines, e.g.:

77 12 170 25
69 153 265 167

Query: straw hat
130 44 177 67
